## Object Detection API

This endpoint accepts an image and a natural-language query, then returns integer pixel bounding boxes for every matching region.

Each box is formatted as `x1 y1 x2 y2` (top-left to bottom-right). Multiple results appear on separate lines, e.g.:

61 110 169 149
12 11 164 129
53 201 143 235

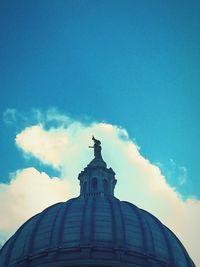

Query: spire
78 137 117 197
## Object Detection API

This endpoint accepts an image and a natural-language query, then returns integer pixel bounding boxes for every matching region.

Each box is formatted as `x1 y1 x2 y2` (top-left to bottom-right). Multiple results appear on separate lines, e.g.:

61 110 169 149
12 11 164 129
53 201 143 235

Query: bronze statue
89 136 102 159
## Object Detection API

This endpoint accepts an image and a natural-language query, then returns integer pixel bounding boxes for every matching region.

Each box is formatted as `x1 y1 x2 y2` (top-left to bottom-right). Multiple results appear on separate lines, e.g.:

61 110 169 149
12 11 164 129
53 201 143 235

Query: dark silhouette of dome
0 138 195 267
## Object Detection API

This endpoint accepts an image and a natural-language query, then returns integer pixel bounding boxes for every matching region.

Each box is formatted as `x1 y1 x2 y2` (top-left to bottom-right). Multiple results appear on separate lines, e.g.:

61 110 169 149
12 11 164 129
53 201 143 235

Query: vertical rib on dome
26 204 50 256
2 218 26 266
143 210 175 264
57 198 75 247
126 202 148 251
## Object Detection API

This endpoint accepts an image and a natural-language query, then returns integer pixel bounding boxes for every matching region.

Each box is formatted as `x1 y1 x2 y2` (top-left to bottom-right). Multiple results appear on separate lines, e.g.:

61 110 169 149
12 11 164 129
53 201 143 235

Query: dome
0 137 195 267
0 197 195 267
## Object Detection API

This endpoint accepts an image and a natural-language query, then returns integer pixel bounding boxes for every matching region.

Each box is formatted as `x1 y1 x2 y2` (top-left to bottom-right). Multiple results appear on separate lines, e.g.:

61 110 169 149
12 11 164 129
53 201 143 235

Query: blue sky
1 1 200 264
1 0 200 198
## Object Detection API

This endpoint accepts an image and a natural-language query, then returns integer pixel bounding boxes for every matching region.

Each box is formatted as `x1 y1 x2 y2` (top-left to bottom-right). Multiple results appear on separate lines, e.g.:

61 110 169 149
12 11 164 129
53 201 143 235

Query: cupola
78 136 117 197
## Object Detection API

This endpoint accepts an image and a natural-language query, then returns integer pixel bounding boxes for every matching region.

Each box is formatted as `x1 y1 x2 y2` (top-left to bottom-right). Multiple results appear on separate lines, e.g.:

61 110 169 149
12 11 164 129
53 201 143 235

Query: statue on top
89 136 102 159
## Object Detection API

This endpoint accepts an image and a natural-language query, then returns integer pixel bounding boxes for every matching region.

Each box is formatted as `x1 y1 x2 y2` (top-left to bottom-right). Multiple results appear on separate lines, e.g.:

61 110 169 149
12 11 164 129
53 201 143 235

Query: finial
88 136 102 159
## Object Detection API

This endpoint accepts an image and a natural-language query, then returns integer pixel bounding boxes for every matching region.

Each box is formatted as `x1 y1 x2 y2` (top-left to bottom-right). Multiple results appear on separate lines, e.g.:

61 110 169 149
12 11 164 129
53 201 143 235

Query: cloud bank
0 168 70 244
0 110 199 265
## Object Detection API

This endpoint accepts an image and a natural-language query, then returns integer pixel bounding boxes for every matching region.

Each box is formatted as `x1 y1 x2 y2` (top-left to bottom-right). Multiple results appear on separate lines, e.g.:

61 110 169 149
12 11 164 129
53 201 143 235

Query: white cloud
170 158 188 185
31 107 71 127
3 108 18 125
16 125 69 169
3 108 27 127
0 167 71 243
0 110 199 266
178 166 187 185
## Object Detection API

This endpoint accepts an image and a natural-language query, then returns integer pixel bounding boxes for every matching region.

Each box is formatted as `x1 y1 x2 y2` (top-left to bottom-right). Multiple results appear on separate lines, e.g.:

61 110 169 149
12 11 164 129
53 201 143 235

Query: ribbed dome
0 138 195 266
0 196 195 267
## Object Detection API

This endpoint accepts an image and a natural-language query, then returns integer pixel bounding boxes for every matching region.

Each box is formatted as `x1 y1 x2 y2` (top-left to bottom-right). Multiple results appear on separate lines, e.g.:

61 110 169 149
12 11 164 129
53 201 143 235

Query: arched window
92 177 98 192
103 179 108 193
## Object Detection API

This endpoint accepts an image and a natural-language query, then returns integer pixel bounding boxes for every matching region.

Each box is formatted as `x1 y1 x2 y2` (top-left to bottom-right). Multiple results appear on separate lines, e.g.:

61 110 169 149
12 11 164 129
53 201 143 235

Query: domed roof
0 137 195 267
0 197 195 267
